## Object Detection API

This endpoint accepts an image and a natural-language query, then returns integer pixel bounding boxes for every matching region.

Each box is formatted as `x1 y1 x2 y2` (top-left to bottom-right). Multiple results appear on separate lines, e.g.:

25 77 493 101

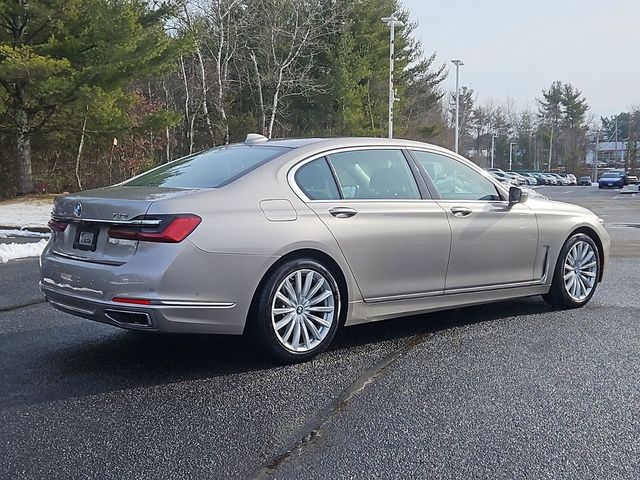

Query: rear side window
295 158 341 200
327 149 420 199
124 145 288 188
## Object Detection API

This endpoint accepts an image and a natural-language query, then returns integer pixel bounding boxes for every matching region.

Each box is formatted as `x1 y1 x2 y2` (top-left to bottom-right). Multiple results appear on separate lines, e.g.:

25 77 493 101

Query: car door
409 149 540 291
292 148 451 302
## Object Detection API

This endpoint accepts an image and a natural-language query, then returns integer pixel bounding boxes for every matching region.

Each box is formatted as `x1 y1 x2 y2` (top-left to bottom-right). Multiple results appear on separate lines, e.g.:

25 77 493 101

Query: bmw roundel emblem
74 202 82 217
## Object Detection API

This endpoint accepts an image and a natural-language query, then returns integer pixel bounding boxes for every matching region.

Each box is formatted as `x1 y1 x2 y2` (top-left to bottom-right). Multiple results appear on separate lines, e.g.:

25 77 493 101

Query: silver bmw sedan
41 136 610 362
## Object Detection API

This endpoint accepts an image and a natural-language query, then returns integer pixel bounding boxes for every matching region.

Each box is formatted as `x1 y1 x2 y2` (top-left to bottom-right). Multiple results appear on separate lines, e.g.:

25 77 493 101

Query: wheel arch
245 248 350 334
567 226 605 282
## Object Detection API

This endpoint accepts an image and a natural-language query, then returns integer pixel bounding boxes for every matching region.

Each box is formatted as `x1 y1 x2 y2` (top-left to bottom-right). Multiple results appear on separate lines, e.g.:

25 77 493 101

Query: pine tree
0 0 184 194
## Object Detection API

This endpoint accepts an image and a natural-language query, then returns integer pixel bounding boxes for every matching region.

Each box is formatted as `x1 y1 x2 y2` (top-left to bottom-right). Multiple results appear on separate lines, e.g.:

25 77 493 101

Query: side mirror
509 186 528 204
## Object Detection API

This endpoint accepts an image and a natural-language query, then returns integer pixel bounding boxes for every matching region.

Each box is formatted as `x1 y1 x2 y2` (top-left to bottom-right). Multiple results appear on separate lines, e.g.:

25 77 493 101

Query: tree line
0 0 634 198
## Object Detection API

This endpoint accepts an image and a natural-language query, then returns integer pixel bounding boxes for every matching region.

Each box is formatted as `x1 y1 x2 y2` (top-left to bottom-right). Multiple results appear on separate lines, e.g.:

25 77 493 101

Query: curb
0 225 51 234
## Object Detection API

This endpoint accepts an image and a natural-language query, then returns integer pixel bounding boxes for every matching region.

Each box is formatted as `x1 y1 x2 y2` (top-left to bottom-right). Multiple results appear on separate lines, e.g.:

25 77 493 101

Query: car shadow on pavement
331 296 553 352
4 297 554 408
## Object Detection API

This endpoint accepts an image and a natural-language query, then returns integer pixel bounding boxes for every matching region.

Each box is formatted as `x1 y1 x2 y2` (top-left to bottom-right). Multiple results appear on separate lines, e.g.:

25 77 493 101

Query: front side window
327 149 420 200
411 150 500 201
295 158 341 200
124 145 288 188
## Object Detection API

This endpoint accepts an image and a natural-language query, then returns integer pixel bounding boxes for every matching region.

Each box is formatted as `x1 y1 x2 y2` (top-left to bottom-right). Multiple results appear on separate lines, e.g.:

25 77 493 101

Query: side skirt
344 284 550 327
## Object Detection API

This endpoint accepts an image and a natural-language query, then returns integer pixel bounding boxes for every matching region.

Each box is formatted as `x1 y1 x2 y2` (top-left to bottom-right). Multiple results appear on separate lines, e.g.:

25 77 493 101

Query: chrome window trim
288 145 421 203
406 146 509 200
288 144 509 203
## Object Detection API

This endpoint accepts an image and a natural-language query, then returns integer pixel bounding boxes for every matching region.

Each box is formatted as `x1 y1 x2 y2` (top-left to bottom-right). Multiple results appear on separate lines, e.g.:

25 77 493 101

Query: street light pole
491 134 496 169
451 59 464 153
509 142 517 170
594 129 599 182
382 16 404 139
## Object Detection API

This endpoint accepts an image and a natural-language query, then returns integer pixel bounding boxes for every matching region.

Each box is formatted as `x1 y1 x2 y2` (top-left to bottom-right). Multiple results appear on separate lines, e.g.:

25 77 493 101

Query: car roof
258 136 440 150
261 138 327 148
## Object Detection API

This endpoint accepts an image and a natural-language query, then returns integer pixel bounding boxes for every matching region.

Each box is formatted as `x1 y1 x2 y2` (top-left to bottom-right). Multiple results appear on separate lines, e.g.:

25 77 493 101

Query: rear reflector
48 219 69 232
112 297 151 305
108 214 201 243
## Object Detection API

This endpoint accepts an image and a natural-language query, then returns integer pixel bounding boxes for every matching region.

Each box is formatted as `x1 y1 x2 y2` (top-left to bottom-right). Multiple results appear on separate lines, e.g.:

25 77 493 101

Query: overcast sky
402 0 640 121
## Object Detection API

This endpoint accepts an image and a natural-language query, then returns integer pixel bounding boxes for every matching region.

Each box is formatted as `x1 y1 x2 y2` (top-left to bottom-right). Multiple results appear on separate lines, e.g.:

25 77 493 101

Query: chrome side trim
156 300 236 308
51 250 126 266
48 299 95 316
444 281 535 295
365 268 553 304
537 245 551 284
51 216 161 226
365 290 444 304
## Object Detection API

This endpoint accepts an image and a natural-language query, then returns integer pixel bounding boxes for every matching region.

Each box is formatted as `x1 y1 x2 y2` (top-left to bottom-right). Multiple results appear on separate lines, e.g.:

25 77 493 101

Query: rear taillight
112 297 151 305
48 218 69 232
108 214 201 243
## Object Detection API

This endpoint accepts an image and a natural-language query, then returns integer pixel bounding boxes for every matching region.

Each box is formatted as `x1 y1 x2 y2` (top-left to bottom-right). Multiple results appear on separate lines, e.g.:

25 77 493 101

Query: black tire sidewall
254 258 341 363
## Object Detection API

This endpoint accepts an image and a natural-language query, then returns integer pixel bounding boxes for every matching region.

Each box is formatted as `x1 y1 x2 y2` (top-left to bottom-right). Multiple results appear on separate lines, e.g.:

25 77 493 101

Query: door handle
450 207 473 217
329 207 358 218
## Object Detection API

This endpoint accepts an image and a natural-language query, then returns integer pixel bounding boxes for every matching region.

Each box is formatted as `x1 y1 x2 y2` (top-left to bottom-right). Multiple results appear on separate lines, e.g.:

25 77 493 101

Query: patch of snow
0 239 48 264
0 229 51 239
0 199 53 228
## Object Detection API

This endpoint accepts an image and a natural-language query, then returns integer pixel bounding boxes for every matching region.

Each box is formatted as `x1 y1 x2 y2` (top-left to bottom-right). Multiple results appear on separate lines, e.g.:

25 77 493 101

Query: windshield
124 145 288 188
601 173 620 179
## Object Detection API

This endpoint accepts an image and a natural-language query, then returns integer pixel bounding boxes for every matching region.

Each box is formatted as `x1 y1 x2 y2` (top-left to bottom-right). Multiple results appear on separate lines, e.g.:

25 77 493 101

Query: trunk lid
51 186 194 265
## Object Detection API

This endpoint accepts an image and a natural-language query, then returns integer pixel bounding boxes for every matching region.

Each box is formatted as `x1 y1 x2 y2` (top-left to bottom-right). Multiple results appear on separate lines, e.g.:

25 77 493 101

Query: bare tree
247 0 338 138
197 0 246 144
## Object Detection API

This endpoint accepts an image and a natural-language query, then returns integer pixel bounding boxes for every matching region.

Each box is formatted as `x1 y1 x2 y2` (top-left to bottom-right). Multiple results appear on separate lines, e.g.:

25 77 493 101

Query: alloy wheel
271 268 337 353
563 240 597 302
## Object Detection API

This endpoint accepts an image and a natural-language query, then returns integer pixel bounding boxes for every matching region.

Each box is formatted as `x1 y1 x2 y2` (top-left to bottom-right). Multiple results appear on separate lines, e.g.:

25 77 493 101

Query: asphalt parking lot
1 186 639 480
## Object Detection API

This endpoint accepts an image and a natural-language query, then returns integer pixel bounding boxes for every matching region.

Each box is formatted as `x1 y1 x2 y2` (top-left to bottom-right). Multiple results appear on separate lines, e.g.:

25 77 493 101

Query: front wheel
543 233 600 308
251 258 341 363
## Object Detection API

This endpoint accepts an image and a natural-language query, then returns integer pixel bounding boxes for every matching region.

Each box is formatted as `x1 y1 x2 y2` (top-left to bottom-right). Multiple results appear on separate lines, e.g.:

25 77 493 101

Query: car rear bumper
598 183 623 188
40 240 277 335
40 283 243 334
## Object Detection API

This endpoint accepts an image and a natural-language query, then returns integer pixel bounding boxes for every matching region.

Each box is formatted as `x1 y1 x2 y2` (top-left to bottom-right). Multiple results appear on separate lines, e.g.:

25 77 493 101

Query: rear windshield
124 145 288 188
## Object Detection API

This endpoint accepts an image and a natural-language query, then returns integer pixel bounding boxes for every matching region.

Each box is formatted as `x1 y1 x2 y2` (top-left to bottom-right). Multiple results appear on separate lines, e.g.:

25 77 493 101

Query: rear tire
251 258 341 363
543 233 600 309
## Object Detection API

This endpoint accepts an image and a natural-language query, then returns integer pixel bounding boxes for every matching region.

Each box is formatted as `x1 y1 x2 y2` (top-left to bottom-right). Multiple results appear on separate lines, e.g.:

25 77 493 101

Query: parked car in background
562 174 577 185
542 173 559 185
578 176 592 186
551 173 571 186
489 170 518 186
607 169 630 185
598 172 624 189
521 172 546 186
508 172 536 186
531 172 551 185
504 172 526 186
39 136 610 362
626 175 638 185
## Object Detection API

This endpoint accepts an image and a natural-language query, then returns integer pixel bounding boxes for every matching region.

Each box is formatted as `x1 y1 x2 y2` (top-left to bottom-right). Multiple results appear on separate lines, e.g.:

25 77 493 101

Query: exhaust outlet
104 309 152 327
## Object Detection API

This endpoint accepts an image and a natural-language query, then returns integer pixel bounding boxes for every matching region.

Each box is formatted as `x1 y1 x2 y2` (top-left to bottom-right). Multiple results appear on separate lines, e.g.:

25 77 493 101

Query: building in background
586 141 640 166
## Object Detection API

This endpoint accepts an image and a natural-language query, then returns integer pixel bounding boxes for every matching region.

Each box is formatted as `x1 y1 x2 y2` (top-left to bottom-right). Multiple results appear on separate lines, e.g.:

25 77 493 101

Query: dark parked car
598 172 624 189
578 176 592 186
